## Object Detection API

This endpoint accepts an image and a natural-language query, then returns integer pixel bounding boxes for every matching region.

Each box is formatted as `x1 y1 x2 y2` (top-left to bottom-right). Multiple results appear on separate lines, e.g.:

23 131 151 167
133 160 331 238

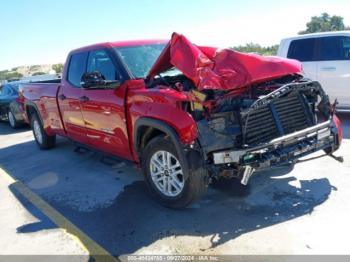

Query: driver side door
79 49 132 160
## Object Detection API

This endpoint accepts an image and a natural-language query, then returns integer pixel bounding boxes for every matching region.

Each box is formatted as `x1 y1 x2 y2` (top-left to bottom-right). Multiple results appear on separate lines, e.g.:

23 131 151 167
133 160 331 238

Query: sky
1 0 350 70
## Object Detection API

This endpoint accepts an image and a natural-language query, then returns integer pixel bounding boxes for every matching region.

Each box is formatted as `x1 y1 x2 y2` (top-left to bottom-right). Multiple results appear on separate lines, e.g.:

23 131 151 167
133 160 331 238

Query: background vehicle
277 31 350 111
0 81 26 128
0 74 60 129
21 33 342 208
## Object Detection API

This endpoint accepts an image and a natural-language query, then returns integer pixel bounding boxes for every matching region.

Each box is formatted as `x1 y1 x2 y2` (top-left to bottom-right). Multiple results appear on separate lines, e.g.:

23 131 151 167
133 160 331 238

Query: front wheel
142 136 208 209
31 114 56 150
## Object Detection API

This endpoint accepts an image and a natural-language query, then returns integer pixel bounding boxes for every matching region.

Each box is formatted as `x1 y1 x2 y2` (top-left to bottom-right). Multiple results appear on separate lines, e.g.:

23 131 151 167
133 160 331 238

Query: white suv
277 31 350 111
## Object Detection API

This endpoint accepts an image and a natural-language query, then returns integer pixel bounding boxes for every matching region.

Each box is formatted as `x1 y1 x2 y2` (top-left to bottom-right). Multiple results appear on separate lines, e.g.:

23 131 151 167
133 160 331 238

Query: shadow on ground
2 115 347 256
55 177 333 255
0 122 30 135
3 139 334 256
9 183 56 233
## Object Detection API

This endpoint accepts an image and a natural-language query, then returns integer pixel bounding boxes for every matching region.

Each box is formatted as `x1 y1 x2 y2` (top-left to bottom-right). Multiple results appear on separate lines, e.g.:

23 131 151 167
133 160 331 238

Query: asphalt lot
0 114 350 260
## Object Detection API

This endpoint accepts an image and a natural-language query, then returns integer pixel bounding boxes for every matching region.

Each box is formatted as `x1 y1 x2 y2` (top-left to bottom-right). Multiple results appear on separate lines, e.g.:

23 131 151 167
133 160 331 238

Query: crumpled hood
147 32 302 92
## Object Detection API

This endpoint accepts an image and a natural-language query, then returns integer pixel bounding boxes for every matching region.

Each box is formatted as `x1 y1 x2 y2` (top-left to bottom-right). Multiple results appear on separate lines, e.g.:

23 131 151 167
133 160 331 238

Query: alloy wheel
149 150 184 197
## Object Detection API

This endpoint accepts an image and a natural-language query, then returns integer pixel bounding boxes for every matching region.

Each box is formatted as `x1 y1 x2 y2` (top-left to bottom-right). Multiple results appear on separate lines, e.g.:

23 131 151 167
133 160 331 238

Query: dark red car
21 33 342 208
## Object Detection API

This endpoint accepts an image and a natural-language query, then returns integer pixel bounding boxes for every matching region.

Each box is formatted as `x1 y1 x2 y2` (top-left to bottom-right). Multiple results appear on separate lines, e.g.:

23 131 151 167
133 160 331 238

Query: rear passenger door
316 36 350 108
287 38 318 80
58 52 88 144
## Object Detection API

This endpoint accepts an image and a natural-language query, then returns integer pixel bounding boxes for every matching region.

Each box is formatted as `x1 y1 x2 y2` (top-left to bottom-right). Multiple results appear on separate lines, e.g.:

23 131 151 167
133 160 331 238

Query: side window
318 36 350 61
87 50 118 81
67 52 88 87
287 38 317 62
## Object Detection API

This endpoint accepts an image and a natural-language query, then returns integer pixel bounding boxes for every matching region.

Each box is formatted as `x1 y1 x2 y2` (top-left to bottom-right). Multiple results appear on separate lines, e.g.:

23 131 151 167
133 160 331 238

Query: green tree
29 65 40 71
231 43 279 56
299 12 350 34
0 70 9 80
52 63 64 74
32 72 45 76
0 71 23 80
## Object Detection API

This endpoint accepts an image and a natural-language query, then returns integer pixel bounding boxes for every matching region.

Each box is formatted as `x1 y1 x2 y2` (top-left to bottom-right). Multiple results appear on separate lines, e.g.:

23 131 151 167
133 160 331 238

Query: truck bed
21 81 64 134
21 81 60 101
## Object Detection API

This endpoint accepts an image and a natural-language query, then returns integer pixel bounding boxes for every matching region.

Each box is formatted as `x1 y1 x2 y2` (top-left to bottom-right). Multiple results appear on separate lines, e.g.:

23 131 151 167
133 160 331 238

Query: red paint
21 34 341 165
148 33 302 92
333 114 343 145
57 80 88 143
79 85 132 160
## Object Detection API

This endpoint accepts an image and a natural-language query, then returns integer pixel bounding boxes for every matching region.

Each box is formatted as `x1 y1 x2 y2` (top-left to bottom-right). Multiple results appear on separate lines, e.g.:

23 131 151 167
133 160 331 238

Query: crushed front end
195 79 342 185
146 33 342 185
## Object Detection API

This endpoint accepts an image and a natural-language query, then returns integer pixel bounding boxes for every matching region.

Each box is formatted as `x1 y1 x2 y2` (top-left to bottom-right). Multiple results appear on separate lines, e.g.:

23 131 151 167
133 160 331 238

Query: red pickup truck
21 33 342 208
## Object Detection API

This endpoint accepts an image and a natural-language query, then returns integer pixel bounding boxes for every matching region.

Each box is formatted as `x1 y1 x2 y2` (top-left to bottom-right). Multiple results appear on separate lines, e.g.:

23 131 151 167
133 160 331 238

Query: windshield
114 44 166 78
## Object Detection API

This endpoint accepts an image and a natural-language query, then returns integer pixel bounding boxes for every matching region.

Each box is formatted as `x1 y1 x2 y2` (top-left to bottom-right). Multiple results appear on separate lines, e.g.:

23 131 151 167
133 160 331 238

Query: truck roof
70 39 169 54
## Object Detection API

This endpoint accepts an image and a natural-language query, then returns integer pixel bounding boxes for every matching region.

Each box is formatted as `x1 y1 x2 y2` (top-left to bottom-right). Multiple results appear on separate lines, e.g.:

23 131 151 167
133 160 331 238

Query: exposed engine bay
146 72 333 148
146 72 338 183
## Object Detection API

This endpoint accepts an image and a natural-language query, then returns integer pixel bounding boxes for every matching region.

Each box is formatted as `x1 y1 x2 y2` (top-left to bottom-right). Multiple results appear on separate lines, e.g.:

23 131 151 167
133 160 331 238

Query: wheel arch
134 118 182 155
134 117 191 178
25 102 44 127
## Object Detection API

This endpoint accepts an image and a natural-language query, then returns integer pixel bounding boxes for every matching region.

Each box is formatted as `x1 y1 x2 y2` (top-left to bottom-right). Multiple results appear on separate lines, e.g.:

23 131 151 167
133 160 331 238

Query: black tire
7 109 20 129
142 136 208 209
30 113 56 150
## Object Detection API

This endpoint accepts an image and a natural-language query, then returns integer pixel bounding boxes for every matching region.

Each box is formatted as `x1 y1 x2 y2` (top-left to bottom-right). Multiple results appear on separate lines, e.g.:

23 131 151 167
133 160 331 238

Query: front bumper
213 118 340 174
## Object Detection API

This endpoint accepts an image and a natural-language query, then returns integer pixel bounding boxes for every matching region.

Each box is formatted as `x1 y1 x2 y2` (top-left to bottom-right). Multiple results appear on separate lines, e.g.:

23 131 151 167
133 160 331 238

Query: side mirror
81 71 121 89
81 71 105 88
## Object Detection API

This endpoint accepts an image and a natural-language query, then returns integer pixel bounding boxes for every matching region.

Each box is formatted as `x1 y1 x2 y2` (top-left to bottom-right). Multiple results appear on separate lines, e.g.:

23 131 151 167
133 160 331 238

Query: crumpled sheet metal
148 33 302 93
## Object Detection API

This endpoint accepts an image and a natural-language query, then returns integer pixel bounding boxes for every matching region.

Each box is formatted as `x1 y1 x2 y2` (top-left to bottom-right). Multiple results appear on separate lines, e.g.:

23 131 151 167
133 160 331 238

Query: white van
277 31 350 111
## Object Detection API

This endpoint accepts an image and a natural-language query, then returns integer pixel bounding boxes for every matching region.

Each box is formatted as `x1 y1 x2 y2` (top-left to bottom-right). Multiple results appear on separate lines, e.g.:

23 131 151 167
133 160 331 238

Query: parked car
0 82 26 128
20 33 342 208
277 31 350 111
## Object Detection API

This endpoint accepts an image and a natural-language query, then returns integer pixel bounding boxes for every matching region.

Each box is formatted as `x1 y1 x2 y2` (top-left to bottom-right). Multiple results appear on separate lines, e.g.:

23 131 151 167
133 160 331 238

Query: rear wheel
31 113 56 150
8 109 20 129
142 136 208 209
